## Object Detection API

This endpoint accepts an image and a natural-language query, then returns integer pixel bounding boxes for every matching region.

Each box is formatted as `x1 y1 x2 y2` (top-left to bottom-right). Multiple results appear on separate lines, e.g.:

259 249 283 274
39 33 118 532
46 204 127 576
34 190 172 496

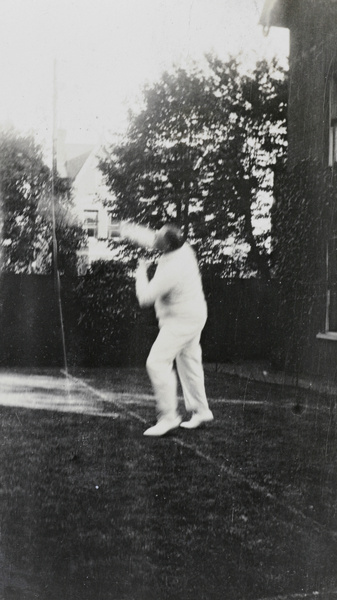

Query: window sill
316 331 337 341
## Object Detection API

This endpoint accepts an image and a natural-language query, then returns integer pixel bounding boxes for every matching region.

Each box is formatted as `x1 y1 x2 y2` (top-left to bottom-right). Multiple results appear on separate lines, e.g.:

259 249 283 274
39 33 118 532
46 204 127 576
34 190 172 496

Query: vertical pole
51 59 68 375
0 171 2 272
52 58 58 276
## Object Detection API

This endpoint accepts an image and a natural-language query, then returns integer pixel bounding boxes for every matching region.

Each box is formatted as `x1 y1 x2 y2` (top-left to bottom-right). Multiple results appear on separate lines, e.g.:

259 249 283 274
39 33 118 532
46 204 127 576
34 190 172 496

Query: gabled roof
259 0 292 29
66 149 93 180
56 132 95 180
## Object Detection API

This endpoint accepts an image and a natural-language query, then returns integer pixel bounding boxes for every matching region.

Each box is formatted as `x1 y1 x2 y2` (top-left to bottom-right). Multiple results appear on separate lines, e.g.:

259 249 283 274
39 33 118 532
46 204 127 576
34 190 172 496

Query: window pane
107 212 118 238
83 211 98 238
331 76 337 122
329 76 337 166
330 127 337 165
327 237 337 331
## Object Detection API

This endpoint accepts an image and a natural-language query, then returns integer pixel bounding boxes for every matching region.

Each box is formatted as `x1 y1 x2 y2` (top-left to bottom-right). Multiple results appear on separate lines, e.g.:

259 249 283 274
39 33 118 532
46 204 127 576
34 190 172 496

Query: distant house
57 130 117 273
260 0 337 380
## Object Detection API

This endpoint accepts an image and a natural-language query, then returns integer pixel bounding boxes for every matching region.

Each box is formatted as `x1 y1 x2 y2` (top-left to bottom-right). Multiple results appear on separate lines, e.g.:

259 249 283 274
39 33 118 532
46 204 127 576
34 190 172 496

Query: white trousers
146 319 209 420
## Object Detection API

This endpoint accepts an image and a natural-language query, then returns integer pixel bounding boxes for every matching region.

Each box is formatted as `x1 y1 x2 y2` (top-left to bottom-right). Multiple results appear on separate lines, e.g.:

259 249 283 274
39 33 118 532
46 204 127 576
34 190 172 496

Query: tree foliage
0 128 84 275
99 56 287 278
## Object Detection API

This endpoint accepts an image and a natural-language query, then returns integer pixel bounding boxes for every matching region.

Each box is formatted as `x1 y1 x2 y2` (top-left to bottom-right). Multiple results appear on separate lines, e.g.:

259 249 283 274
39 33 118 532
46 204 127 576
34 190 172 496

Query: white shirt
135 243 207 327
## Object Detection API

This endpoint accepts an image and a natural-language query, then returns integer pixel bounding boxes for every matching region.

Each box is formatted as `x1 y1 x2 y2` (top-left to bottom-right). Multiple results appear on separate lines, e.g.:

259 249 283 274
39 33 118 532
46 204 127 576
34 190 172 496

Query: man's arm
110 221 156 249
135 259 178 307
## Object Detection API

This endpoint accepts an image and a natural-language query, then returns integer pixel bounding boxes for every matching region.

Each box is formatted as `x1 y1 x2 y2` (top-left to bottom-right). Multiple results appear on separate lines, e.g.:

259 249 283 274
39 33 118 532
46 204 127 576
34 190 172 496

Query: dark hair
162 225 184 251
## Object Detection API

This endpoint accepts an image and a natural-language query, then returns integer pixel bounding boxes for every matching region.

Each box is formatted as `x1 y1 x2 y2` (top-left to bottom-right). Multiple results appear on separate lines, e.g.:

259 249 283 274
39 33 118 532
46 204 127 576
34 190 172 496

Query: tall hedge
67 261 142 367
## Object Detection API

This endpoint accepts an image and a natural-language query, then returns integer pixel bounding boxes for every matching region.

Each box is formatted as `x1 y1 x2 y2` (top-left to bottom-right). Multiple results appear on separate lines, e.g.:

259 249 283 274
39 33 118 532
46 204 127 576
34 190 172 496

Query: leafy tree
0 128 84 275
99 56 287 278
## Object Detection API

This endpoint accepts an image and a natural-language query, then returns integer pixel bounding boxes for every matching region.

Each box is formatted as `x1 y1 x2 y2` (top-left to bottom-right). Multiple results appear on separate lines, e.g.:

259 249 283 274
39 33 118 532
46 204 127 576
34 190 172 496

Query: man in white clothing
115 222 213 437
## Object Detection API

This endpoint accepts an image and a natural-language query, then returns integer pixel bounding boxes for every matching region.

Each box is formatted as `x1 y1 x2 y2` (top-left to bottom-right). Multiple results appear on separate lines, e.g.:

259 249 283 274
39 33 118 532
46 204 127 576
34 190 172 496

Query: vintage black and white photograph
0 1 336 599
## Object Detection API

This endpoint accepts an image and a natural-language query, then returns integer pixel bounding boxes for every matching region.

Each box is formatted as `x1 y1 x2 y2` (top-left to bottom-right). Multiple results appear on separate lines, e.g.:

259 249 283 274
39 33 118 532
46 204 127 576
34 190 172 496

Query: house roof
66 149 93 180
259 0 292 29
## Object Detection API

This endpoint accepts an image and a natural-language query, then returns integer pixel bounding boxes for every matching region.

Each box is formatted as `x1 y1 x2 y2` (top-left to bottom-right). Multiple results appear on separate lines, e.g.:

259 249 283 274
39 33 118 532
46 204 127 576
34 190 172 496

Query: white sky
0 0 289 155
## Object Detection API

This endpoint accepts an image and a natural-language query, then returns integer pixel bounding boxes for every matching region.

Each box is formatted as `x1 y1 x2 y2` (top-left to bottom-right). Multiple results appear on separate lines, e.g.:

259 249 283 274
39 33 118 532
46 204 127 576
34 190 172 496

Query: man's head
154 225 184 253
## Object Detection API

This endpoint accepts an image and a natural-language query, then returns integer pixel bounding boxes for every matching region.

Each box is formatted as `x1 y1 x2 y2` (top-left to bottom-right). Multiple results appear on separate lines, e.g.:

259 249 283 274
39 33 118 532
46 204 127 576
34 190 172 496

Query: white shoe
180 410 214 430
143 415 182 437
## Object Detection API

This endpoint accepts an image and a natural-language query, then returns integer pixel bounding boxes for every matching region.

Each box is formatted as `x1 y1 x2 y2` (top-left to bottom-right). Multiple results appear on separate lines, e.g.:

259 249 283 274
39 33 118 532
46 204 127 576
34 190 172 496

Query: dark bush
69 261 141 367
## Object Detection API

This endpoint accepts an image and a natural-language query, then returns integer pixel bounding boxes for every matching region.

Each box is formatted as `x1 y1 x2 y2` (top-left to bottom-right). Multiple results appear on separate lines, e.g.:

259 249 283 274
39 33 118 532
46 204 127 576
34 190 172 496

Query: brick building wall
264 0 337 381
287 0 337 168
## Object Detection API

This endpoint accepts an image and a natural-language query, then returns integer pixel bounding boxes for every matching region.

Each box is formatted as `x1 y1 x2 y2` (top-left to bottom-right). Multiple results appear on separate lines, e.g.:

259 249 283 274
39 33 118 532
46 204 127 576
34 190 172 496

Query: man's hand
137 258 151 270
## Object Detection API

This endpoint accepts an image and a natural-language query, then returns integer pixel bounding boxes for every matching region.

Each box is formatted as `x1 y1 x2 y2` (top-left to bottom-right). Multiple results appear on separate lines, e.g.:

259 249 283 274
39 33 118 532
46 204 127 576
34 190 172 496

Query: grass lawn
0 367 336 600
